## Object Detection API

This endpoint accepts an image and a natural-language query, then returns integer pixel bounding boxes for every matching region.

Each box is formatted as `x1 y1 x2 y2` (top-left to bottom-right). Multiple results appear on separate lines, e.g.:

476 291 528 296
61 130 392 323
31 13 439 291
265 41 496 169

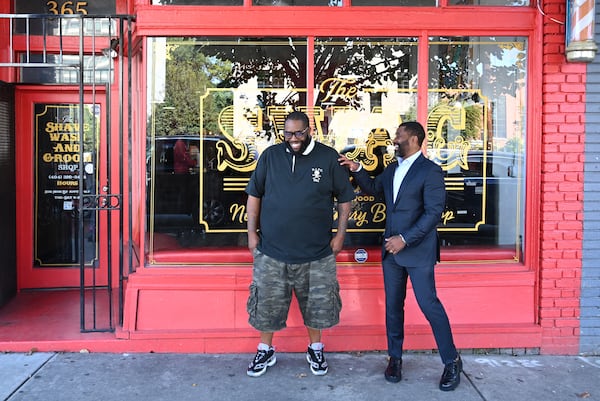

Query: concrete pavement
1 351 599 401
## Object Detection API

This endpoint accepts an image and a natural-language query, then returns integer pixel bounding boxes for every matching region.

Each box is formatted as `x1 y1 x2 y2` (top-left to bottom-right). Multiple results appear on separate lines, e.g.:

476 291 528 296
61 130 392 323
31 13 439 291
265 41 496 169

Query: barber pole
566 0 598 62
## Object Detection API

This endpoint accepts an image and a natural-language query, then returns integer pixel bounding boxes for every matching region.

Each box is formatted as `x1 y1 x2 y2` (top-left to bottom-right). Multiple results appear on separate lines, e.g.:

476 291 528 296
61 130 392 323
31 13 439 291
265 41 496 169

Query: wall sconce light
565 0 598 62
102 38 119 59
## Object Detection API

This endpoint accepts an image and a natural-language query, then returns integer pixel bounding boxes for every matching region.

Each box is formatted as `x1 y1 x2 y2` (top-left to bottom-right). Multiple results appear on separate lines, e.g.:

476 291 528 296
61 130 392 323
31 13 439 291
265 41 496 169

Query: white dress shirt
392 151 420 202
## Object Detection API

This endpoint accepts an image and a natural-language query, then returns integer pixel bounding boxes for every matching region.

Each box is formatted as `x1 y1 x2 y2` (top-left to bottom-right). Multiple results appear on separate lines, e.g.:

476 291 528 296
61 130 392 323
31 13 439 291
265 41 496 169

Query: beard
395 140 410 158
286 135 312 155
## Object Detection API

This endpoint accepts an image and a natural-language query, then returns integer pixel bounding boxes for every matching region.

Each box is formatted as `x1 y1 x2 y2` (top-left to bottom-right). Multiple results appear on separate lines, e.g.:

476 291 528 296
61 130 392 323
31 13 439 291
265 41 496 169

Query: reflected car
438 150 523 246
340 146 523 247
147 135 244 233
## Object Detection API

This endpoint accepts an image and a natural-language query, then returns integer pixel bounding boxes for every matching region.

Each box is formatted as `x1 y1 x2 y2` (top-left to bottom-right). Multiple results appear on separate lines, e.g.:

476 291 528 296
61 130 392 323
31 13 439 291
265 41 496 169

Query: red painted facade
0 0 588 355
539 1 586 352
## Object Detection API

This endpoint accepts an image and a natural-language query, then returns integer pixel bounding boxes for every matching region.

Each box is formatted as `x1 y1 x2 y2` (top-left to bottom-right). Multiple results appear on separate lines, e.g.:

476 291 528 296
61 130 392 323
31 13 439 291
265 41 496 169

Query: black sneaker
306 346 328 375
247 348 276 377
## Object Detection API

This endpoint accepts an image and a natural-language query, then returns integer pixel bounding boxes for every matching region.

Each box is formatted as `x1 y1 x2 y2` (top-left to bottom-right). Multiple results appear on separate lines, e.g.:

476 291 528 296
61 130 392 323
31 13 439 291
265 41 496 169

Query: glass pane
352 0 436 5
253 0 341 5
450 0 529 5
34 104 99 267
428 36 527 260
13 17 117 36
313 37 418 247
20 54 113 84
146 37 307 255
151 0 242 4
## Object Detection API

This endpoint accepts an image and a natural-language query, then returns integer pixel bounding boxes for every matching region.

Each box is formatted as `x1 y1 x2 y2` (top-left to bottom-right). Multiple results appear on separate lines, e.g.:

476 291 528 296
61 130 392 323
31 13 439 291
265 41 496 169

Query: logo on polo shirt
312 167 323 183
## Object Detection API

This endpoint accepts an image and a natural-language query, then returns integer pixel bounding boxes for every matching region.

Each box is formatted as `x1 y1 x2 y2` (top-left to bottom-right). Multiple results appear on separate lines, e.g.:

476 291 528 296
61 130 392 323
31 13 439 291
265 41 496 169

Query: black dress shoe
439 356 462 391
384 357 402 383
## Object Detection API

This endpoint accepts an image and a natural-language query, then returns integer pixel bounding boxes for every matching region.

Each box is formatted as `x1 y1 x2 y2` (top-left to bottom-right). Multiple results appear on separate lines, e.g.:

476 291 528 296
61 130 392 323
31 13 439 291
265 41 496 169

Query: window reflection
151 0 340 4
147 38 307 253
20 54 113 84
450 0 529 5
151 0 243 4
253 0 341 4
150 0 342 4
146 35 527 263
352 0 437 6
428 36 527 259
149 0 529 5
313 38 418 247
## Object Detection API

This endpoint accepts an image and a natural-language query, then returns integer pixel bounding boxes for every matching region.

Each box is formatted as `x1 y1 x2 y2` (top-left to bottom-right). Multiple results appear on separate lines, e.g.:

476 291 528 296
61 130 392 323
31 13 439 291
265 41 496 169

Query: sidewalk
1 351 599 401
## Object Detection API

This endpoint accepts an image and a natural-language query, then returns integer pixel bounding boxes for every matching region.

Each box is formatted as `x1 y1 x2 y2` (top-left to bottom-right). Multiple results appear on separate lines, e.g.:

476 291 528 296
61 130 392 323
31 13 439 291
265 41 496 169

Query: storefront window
429 36 527 260
314 37 418 247
146 36 416 257
150 0 340 4
152 0 342 3
151 0 243 4
253 0 341 4
150 0 529 6
449 0 529 5
146 37 307 254
146 35 526 264
351 0 436 5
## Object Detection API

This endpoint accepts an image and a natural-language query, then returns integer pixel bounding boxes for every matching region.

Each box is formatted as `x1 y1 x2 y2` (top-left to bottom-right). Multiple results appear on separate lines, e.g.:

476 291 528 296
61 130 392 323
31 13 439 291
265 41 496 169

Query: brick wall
539 0 585 354
580 6 600 356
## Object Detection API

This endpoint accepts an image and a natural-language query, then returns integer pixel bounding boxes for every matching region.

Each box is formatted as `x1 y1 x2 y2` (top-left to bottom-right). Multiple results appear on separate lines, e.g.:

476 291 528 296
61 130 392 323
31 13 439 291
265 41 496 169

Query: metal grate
0 13 135 333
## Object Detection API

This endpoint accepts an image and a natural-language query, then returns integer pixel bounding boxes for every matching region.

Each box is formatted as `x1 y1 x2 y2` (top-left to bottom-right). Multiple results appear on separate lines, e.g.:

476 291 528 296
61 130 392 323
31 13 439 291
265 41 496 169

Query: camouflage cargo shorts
246 249 342 332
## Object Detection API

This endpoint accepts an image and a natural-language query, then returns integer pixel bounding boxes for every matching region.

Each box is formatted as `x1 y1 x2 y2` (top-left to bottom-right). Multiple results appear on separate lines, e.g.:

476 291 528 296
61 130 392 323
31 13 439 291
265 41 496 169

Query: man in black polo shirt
245 111 354 377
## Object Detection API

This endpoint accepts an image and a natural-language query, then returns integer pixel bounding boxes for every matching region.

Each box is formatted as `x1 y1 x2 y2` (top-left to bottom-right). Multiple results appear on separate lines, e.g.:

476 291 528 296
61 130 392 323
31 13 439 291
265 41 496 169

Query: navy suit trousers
382 253 457 364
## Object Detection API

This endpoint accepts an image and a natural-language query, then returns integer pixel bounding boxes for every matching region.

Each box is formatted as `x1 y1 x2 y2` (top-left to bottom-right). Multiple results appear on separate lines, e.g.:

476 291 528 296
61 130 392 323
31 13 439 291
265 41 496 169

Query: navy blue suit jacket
352 153 446 267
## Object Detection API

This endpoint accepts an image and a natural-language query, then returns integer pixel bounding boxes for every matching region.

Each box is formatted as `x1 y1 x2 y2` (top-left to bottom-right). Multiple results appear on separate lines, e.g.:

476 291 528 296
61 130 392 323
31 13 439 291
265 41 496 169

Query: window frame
138 3 541 271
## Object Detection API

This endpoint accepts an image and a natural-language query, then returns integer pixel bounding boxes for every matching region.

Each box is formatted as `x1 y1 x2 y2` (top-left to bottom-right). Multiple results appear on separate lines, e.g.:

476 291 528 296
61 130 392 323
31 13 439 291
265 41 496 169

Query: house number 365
46 1 89 15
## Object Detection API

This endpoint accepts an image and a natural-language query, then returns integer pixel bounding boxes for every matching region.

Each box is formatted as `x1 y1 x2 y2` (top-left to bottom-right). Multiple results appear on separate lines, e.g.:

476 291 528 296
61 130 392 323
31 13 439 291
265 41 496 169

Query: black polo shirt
246 140 355 264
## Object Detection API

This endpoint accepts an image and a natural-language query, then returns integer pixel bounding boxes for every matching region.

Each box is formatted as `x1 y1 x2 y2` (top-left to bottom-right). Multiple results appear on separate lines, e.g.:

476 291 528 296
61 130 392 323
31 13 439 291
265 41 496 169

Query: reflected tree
429 37 527 146
430 36 527 97
152 36 525 136
199 37 416 110
151 39 231 136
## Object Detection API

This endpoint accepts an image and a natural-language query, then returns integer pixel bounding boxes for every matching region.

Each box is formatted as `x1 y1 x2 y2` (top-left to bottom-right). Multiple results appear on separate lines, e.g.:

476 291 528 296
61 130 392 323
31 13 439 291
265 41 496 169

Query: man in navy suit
338 121 462 391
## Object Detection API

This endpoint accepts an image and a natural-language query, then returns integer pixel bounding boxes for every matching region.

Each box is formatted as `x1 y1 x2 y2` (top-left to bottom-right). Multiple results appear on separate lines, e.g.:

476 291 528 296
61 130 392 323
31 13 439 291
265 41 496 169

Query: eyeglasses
283 126 309 139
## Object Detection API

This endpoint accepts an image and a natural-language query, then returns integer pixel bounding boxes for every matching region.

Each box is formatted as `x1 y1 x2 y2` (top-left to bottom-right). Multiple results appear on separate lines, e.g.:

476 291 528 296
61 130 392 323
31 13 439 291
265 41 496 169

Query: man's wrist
351 162 362 173
398 234 407 246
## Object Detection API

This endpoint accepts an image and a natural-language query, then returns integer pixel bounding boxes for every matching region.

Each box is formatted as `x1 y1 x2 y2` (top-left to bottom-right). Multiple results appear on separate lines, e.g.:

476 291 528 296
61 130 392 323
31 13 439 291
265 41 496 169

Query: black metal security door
0 13 134 332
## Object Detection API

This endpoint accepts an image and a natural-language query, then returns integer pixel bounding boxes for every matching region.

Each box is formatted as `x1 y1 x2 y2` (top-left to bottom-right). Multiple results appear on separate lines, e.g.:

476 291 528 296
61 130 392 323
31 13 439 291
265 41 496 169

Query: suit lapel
385 161 398 206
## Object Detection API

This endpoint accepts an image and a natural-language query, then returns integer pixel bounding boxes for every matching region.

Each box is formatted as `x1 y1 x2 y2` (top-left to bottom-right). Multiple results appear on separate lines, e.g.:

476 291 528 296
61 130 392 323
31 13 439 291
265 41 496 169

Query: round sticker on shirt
354 249 368 263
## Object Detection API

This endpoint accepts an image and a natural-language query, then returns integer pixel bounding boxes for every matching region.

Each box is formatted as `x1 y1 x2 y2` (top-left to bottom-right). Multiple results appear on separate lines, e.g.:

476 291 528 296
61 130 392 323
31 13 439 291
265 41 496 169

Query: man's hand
338 155 360 172
248 231 259 252
331 201 351 257
385 235 406 255
330 234 345 256
246 195 261 252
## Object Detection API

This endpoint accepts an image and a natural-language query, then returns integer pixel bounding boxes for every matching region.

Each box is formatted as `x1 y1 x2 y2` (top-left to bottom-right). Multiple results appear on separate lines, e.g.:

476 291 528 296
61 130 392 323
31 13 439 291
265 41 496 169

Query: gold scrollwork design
215 105 258 173
499 42 525 51
427 103 470 171
345 128 395 173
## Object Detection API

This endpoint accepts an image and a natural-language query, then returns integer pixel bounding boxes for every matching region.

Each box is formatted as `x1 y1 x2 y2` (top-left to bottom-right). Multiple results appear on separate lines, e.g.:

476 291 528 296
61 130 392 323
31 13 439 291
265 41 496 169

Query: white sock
257 342 272 351
310 342 324 351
